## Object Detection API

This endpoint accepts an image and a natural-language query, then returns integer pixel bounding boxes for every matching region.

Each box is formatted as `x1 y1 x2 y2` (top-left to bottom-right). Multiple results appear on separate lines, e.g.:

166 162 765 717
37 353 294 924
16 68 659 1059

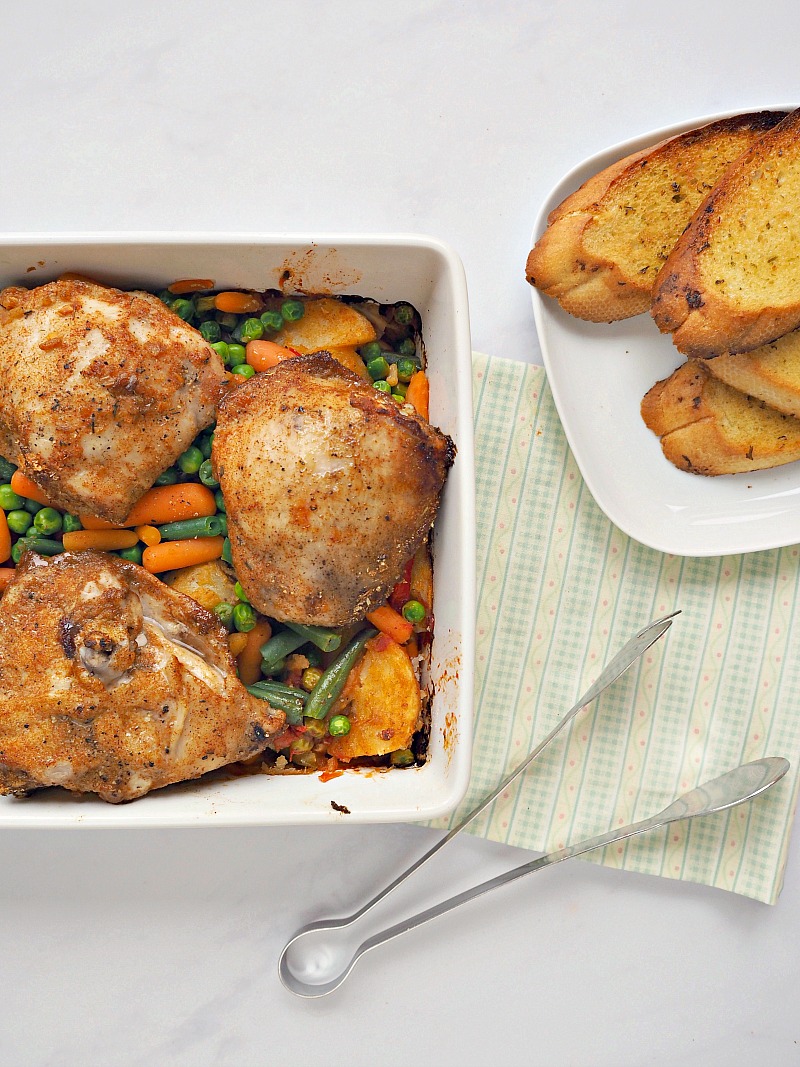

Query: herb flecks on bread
651 108 800 357
641 359 800 475
526 111 787 323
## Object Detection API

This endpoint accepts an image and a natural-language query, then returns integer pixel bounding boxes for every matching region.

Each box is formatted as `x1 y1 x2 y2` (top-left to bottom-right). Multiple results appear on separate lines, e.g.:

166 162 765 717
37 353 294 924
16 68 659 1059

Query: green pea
23 499 42 515
394 304 414 325
0 457 18 483
327 714 351 738
260 309 284 332
397 338 416 357
154 467 179 486
0 485 24 511
234 580 249 603
394 382 408 398
280 299 305 322
401 599 426 624
62 514 83 533
157 289 175 306
118 544 143 564
373 380 392 394
198 459 219 488
214 490 227 514
216 311 238 329
230 322 246 343
391 392 405 403
211 340 230 366
367 356 390 381
5 509 32 534
200 320 221 343
240 317 264 342
195 296 217 314
232 602 257 633
359 341 383 362
11 541 25 563
227 343 247 367
33 507 63 536
231 363 255 379
396 357 417 382
177 446 204 475
390 748 416 767
171 298 195 321
214 602 235 630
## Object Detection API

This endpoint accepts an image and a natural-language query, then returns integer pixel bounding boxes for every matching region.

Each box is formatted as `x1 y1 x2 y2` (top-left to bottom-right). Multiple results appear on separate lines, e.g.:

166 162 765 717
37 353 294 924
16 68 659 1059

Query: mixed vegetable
0 285 435 778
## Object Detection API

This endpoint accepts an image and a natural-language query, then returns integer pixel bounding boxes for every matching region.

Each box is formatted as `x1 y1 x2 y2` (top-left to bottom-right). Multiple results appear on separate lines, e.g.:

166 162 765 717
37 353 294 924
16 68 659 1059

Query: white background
2 2 800 1064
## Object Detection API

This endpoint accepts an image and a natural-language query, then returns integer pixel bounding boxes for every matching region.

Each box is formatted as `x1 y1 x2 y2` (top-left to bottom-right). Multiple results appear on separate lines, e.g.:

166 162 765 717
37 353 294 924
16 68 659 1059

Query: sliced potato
163 560 237 611
324 345 371 381
272 298 376 352
326 637 421 760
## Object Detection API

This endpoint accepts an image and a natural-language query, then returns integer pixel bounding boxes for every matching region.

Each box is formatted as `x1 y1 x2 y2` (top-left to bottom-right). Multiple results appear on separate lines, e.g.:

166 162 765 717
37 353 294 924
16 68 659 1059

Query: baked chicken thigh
213 352 454 626
0 278 224 523
0 551 284 803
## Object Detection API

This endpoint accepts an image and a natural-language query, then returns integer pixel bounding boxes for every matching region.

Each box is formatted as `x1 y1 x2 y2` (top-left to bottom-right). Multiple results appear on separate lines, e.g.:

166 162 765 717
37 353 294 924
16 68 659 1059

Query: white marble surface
2 1 800 1063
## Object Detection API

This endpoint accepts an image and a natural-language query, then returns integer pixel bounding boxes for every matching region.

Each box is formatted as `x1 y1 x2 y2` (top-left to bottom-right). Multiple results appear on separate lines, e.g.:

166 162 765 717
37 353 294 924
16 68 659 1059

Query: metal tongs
278 611 788 996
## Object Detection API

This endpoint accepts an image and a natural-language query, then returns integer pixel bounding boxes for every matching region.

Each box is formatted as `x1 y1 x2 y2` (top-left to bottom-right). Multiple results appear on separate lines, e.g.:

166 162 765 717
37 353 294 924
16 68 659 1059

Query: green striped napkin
427 352 800 905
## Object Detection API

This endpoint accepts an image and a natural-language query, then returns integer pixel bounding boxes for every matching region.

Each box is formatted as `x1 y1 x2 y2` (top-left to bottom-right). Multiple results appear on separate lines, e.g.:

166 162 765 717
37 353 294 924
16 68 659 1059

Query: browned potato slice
272 297 376 351
164 560 237 611
327 637 421 759
324 345 371 381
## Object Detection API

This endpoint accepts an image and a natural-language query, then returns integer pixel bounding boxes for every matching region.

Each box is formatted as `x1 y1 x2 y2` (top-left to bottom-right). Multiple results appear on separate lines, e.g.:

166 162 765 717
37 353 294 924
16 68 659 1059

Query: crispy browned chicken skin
212 352 455 626
0 278 224 523
0 551 284 803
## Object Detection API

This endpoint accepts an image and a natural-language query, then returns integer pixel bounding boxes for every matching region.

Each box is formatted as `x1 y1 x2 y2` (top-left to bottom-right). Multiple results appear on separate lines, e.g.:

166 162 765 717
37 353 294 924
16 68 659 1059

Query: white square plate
530 106 800 557
0 232 475 826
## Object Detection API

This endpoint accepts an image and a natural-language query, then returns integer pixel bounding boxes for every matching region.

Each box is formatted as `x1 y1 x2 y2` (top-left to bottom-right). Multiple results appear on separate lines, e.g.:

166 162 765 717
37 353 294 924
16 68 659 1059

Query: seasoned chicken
0 551 283 803
213 352 455 626
0 278 224 523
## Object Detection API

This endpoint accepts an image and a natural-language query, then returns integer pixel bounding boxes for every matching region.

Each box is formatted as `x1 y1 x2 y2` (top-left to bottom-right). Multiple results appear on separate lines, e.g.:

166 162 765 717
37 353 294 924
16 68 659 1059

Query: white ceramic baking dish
0 233 475 827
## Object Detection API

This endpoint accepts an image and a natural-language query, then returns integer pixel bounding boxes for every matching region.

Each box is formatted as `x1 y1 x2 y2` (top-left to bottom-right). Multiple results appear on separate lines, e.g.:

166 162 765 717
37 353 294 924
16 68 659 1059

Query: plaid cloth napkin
427 352 800 905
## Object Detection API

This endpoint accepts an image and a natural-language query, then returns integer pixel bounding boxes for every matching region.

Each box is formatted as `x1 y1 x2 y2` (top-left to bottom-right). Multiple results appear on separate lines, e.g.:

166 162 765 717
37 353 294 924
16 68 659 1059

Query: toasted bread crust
526 111 787 323
651 108 800 357
703 329 800 417
641 359 800 475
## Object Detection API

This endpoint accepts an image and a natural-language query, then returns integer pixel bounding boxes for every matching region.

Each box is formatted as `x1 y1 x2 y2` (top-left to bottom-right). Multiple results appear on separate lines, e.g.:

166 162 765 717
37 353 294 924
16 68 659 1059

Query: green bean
246 681 306 724
198 459 219 488
303 628 377 719
221 537 233 564
284 621 342 652
259 628 308 674
158 515 224 540
13 537 64 561
0 457 17 483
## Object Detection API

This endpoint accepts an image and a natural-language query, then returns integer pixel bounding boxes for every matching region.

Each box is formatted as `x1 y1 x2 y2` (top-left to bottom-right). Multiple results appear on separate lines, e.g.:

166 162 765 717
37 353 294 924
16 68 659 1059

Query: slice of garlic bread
651 108 800 356
704 329 800 417
641 359 800 475
526 111 787 323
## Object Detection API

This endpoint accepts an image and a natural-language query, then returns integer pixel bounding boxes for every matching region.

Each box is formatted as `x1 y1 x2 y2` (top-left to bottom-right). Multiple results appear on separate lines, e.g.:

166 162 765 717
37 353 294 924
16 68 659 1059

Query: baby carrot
0 568 15 592
229 632 249 657
0 509 10 564
246 339 299 372
365 604 414 645
168 278 215 295
79 515 125 530
135 524 161 547
214 291 263 315
405 370 429 420
236 618 273 686
125 483 217 527
10 471 53 507
62 529 139 552
142 535 224 574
